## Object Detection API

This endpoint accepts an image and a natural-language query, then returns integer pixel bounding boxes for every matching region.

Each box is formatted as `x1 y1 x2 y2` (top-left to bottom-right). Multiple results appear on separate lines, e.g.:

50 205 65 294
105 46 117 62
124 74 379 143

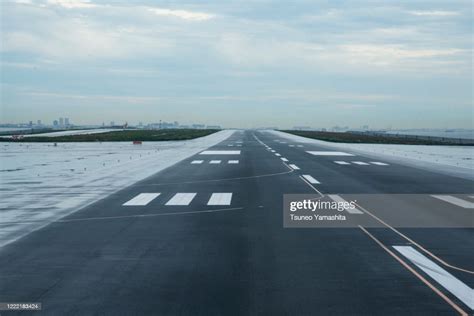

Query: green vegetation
281 130 473 146
0 129 220 142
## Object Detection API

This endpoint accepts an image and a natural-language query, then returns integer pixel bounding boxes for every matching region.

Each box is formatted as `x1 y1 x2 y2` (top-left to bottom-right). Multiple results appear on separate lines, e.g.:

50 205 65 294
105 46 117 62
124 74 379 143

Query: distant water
387 129 474 140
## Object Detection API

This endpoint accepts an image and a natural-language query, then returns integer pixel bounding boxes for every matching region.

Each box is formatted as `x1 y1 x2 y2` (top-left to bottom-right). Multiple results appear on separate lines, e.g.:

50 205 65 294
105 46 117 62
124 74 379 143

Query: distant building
59 117 64 126
110 121 115 126
37 120 42 126
65 118 70 126
53 120 59 127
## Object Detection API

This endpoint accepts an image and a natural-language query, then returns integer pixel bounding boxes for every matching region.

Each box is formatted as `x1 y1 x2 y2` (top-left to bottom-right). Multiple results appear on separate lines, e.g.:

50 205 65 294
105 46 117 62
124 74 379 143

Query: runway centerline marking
228 160 239 164
123 193 161 206
353 161 370 165
281 158 289 162
394 246 474 310
302 175 320 184
288 164 300 170
191 160 204 164
275 153 281 156
431 195 474 209
207 193 233 205
210 160 222 164
200 150 240 155
307 151 355 156
370 162 389 166
328 195 363 214
334 161 350 165
165 193 196 206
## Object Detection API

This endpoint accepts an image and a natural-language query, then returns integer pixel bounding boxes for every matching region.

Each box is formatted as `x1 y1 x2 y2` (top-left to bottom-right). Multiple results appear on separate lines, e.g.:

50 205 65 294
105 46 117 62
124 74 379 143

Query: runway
0 130 472 315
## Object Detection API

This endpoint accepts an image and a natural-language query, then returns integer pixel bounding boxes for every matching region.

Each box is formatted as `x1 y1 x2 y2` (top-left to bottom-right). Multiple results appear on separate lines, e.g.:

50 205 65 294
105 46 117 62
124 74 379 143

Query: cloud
407 10 460 17
147 8 215 21
46 0 97 9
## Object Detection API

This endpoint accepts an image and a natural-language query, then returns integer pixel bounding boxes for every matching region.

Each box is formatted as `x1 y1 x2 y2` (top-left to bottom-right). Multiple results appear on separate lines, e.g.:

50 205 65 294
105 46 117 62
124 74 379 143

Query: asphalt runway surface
0 130 473 315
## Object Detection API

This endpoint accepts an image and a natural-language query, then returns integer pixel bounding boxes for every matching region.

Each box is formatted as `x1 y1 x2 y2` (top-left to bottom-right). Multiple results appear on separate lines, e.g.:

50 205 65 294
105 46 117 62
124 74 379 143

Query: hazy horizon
1 0 472 129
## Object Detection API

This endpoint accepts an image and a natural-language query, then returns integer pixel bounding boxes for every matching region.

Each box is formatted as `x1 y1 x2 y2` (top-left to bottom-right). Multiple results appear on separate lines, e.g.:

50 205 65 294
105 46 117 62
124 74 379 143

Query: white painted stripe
431 195 474 209
297 145 304 147
123 193 160 206
228 160 239 164
307 151 354 156
210 160 221 164
394 246 474 310
327 195 363 214
281 158 289 162
352 161 370 165
165 193 196 206
271 150 276 152
200 150 240 155
275 153 281 157
289 164 300 170
302 175 320 184
370 162 389 166
334 161 350 165
207 193 233 205
289 145 295 147
191 160 203 164
227 144 234 147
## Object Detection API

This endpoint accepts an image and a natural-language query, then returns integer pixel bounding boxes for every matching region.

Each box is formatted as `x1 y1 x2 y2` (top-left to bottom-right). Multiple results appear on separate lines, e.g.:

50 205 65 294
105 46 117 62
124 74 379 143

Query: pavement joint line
56 207 246 223
358 225 469 316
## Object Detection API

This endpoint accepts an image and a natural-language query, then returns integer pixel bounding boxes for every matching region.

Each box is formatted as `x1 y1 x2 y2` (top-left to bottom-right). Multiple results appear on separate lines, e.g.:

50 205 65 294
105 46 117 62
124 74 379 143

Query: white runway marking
227 144 234 147
334 161 350 165
289 145 295 147
165 193 196 206
228 160 239 164
207 193 233 205
394 246 474 310
302 175 320 184
328 195 363 214
271 150 276 152
307 151 354 156
210 160 221 164
431 195 474 209
275 153 281 156
297 145 304 147
123 193 160 206
200 150 240 155
191 160 204 164
353 161 370 165
370 162 389 166
281 158 289 162
289 164 300 170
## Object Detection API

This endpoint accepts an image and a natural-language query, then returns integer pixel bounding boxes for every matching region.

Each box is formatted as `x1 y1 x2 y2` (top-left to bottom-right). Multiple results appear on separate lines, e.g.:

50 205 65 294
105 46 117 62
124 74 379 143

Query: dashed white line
191 160 204 164
200 150 240 155
281 158 289 162
297 145 304 147
275 153 281 157
207 193 233 206
165 193 197 206
289 164 300 170
289 145 295 147
334 161 350 165
394 246 474 310
302 175 320 184
370 162 389 166
210 160 221 164
123 193 161 206
353 161 370 165
271 150 276 152
228 160 239 164
431 195 474 209
328 195 363 214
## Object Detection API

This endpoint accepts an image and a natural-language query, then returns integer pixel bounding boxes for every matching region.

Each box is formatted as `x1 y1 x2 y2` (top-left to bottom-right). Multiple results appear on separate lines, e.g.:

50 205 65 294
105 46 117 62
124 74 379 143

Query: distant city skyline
1 0 472 129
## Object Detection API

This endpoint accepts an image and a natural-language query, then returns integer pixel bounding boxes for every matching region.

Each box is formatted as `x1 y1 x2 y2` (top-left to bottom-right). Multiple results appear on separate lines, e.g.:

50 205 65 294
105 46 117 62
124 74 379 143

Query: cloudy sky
0 0 472 128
